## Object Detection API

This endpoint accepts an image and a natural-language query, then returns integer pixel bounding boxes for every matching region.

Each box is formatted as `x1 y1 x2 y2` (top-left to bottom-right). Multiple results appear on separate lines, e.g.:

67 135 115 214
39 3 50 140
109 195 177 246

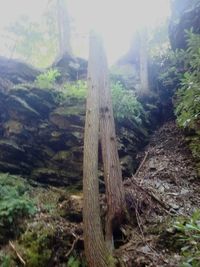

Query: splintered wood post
98 35 126 251
83 32 111 267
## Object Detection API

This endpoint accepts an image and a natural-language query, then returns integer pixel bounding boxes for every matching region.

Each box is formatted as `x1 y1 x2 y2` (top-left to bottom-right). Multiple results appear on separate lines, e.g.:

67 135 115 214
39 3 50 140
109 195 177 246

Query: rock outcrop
53 54 88 82
0 58 149 187
169 0 200 50
0 56 40 86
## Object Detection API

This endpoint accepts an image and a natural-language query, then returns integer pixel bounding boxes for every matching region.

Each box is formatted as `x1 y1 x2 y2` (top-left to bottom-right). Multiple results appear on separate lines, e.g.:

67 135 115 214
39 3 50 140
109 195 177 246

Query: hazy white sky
0 0 170 64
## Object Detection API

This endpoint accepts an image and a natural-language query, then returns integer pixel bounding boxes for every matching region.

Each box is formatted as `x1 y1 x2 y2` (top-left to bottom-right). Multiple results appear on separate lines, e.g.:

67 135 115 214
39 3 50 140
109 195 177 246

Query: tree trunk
56 0 72 58
98 36 126 251
139 27 149 95
83 32 111 267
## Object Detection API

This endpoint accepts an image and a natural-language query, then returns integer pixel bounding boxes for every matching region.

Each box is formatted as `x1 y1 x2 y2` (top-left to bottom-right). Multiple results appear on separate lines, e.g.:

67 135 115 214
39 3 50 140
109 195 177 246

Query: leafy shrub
21 228 86 267
35 68 61 89
176 72 200 128
150 46 185 100
0 253 12 267
19 221 55 267
67 256 82 267
67 255 87 267
111 82 146 125
173 210 200 266
187 136 200 163
175 31 200 128
0 173 36 243
61 80 146 125
63 80 87 99
172 31 200 173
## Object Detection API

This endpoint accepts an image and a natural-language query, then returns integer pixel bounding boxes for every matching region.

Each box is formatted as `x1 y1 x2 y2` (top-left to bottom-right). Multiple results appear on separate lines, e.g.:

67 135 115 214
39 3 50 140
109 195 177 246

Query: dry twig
9 241 26 266
135 151 149 177
65 234 80 258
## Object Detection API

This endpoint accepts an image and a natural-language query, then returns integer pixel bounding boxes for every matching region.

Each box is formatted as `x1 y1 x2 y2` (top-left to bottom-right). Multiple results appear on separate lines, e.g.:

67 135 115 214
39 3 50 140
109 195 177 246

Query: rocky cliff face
0 57 149 187
169 0 200 50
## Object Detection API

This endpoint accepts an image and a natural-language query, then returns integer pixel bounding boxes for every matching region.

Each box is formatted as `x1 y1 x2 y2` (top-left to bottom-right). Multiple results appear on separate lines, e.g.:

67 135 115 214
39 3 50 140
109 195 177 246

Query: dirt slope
118 120 200 266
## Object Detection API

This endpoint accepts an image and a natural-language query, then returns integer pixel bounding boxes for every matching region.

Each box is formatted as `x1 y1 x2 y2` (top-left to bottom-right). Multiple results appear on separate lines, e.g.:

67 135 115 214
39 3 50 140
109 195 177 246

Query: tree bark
56 0 72 58
139 27 149 95
98 36 126 251
83 32 111 267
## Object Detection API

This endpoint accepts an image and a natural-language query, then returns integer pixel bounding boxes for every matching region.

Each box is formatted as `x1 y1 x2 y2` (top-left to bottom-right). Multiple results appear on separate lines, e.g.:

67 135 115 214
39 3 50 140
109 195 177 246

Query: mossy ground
0 177 85 267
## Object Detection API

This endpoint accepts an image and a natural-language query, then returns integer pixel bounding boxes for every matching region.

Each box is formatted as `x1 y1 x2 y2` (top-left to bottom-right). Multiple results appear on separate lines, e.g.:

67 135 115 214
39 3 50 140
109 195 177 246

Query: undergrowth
0 253 12 267
111 81 146 125
172 31 200 175
173 210 200 267
19 221 55 267
61 80 147 125
67 255 86 267
63 80 87 100
34 67 149 128
35 68 61 89
0 173 36 243
175 31 200 129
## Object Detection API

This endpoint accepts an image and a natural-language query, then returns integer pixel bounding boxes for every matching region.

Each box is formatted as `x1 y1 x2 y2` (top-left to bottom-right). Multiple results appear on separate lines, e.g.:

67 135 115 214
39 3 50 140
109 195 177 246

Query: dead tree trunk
83 32 111 267
56 0 72 58
98 36 126 251
139 27 149 95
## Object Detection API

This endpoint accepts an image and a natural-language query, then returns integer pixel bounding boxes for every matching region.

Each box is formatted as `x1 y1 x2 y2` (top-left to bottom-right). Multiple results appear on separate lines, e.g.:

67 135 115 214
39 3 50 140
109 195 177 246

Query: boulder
0 56 40 85
53 54 87 82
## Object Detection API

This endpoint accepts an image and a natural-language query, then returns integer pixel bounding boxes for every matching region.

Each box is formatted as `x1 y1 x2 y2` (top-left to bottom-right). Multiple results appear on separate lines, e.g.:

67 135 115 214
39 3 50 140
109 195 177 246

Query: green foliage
187 136 200 162
175 31 200 128
159 49 185 85
150 46 185 95
173 210 200 266
185 30 200 72
67 255 87 267
67 256 81 267
35 69 61 89
175 72 200 128
60 80 146 125
148 21 183 104
149 28 200 104
0 253 11 267
111 82 146 125
0 173 36 243
63 80 87 99
172 31 200 169
20 221 86 267
19 221 55 267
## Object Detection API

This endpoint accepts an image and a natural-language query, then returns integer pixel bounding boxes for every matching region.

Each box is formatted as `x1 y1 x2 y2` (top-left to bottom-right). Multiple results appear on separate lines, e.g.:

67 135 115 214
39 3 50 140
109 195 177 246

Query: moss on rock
53 150 72 161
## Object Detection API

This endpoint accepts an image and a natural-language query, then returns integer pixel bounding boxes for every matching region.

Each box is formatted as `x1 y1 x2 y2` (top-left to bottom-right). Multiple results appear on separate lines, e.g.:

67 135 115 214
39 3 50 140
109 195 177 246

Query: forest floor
1 120 200 267
118 120 200 266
